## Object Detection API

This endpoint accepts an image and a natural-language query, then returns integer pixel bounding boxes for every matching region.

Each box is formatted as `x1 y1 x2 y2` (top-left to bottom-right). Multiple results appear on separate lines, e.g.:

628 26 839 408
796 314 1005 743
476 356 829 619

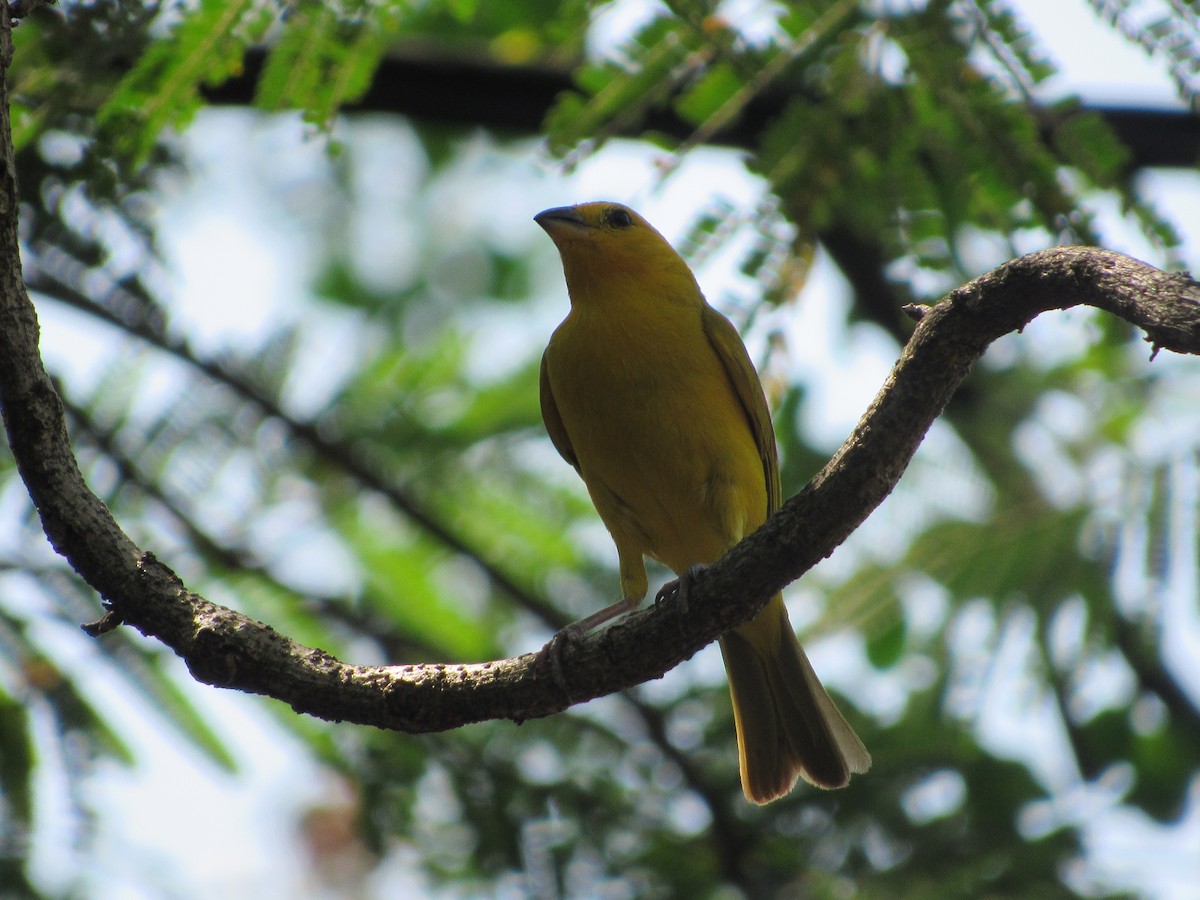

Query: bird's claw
537 622 585 704
654 563 708 616
536 595 642 701
654 578 681 607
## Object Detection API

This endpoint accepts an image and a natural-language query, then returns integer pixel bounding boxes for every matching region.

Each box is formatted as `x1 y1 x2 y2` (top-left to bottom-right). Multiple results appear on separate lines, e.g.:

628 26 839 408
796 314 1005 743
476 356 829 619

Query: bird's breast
545 307 766 568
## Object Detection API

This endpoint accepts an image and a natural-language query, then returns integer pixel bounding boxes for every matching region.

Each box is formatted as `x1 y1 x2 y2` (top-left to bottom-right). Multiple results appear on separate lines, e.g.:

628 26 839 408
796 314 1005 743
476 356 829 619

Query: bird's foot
536 621 586 704
536 596 639 702
654 563 708 617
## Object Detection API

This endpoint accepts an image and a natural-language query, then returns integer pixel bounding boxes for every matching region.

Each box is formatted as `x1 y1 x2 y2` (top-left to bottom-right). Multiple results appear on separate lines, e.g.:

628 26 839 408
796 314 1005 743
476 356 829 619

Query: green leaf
334 504 498 662
256 3 403 130
0 689 33 828
867 614 907 669
674 62 742 126
545 16 692 155
98 0 274 164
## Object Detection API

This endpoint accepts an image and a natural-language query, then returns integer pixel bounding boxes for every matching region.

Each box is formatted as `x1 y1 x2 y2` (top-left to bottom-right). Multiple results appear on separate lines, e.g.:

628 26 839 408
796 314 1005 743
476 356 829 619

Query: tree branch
24 251 565 627
3 7 1200 734
61 393 447 660
29 250 749 849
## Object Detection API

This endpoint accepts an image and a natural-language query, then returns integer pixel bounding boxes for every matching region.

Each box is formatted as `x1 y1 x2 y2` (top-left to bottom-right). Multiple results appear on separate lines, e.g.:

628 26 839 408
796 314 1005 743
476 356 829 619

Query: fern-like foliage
3 2 1200 898
1088 0 1200 109
98 0 275 163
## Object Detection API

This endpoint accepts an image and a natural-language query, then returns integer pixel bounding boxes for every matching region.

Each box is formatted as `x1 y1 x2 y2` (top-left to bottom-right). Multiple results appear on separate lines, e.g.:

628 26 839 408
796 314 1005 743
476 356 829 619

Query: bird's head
535 202 700 306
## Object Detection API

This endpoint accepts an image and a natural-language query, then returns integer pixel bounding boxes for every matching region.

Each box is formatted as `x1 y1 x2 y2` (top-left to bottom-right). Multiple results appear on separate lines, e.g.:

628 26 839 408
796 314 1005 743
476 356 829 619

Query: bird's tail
719 594 871 803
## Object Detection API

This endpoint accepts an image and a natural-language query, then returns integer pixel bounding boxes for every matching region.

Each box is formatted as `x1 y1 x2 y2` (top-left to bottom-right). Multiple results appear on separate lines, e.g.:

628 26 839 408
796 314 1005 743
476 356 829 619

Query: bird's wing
539 350 579 470
701 305 781 515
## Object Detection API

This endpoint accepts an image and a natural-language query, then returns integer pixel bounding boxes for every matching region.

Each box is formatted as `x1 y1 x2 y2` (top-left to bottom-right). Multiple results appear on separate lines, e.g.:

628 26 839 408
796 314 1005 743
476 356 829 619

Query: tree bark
2 5 1200 734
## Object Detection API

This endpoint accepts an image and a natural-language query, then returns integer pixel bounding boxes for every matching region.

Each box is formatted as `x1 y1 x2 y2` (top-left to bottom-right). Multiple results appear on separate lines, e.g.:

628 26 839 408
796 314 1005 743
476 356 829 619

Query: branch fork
2 6 1200 734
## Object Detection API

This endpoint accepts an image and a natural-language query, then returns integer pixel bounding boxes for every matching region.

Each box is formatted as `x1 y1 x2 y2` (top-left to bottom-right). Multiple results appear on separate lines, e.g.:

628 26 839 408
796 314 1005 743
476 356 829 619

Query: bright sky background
19 1 1200 897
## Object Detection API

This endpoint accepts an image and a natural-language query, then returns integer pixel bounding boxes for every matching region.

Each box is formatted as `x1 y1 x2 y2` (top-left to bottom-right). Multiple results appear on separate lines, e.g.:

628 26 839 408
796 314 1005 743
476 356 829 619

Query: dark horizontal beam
203 47 568 135
1096 107 1200 169
203 48 1200 170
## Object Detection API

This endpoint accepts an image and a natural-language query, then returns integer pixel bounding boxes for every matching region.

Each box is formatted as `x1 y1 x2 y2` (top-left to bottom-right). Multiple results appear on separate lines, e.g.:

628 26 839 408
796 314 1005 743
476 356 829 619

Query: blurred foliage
1 1 1199 898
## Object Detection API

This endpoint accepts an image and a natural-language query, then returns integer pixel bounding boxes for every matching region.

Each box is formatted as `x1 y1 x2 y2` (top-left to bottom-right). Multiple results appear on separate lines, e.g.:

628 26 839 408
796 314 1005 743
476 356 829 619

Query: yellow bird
536 201 870 803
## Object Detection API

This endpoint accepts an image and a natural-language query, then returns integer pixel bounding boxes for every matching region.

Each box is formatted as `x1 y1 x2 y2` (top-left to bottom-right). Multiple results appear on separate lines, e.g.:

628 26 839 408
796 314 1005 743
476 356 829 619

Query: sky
17 1 1200 897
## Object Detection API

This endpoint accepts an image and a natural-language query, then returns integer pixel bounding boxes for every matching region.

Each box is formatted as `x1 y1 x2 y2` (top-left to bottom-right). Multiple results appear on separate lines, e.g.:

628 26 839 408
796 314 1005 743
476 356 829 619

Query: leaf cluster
1 2 1198 899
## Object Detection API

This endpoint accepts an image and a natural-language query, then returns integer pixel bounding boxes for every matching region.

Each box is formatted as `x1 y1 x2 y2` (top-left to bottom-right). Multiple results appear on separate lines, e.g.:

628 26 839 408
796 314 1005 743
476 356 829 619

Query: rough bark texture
2 7 1200 733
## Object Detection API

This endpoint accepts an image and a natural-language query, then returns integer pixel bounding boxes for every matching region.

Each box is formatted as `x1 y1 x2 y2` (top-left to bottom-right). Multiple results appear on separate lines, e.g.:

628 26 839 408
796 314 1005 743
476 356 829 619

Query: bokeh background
1 1 1199 897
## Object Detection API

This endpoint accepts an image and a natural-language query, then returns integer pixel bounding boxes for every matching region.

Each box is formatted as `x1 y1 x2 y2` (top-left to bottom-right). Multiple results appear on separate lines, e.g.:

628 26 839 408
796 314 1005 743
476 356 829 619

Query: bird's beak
534 206 589 237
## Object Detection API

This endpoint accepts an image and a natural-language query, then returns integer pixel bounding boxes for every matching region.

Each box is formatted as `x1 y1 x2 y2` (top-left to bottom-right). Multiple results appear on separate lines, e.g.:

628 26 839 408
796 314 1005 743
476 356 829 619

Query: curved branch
61 393 448 662
31 253 749 851
24 254 564 627
3 10 1200 734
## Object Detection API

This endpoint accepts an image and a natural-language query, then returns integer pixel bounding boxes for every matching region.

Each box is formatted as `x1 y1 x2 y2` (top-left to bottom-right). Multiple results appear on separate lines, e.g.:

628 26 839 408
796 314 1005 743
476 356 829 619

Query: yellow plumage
536 201 870 803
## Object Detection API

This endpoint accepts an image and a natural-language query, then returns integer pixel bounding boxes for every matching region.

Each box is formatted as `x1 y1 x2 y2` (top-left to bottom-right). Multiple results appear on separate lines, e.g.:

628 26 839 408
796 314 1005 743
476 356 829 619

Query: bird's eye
605 208 634 229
